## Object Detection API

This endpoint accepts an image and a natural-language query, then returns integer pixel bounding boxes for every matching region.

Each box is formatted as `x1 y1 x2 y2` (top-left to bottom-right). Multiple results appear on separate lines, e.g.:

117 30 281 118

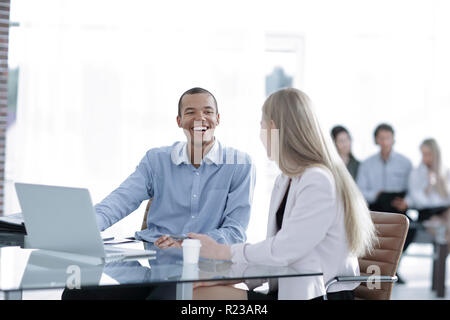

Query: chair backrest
140 199 153 231
355 211 409 300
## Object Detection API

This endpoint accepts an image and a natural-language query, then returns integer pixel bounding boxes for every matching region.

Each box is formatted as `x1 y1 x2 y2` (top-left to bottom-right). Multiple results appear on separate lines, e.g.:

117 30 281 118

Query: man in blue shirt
357 123 412 212
357 123 414 283
62 87 255 300
95 87 256 249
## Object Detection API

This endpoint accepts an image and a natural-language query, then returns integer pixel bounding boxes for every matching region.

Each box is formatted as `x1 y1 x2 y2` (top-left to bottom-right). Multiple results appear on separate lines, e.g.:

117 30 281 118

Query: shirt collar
378 150 395 163
171 139 221 166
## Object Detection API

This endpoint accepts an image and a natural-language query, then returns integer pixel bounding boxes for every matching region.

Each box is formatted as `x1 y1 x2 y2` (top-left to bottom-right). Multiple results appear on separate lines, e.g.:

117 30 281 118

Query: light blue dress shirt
94 140 256 244
357 151 412 204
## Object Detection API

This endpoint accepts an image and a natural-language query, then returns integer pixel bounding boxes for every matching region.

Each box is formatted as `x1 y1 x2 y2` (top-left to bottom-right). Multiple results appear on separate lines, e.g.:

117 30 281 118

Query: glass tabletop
0 242 322 292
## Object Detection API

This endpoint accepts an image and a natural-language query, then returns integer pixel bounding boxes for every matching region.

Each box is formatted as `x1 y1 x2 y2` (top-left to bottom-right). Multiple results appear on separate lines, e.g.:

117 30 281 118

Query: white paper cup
182 239 202 264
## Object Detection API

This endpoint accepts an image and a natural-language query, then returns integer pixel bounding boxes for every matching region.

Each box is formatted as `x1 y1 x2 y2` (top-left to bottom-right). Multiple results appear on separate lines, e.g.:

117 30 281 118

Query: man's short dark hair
374 123 394 140
178 87 218 117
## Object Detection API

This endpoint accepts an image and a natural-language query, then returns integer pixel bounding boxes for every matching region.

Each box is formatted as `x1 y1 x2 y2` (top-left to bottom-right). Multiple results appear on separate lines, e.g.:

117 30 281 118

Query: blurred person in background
331 125 360 181
357 123 414 284
357 123 413 215
408 138 450 247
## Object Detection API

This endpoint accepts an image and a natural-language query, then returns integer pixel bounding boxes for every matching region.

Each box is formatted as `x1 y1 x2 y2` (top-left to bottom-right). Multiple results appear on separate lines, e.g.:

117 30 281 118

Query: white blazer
230 166 360 300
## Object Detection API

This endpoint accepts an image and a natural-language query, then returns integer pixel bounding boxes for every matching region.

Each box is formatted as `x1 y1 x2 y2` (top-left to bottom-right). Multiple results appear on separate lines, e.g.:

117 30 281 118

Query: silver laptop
14 183 156 262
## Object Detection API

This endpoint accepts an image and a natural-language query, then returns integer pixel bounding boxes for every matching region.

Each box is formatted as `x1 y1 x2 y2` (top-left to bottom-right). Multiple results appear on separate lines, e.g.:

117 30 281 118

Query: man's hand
375 191 383 200
391 197 408 212
154 235 182 249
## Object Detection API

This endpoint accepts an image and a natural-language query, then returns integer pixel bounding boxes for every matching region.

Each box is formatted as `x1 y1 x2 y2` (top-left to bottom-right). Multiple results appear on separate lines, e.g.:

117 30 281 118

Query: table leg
436 243 448 298
432 242 438 291
4 290 22 300
176 282 193 300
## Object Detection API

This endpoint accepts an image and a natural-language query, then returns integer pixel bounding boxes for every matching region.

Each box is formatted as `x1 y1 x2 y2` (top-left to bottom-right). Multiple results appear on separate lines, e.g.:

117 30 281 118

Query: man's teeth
193 127 207 131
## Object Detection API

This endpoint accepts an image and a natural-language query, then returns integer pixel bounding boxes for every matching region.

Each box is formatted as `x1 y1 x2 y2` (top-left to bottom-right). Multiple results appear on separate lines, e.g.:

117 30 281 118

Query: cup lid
182 239 202 247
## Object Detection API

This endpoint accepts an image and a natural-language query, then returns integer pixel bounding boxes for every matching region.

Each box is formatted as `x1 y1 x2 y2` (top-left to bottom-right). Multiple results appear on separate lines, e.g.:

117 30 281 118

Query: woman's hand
188 233 231 260
154 235 182 249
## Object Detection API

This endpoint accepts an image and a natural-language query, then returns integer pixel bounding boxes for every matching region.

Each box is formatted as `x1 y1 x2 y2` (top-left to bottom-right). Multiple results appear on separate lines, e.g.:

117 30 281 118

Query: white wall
5 0 450 242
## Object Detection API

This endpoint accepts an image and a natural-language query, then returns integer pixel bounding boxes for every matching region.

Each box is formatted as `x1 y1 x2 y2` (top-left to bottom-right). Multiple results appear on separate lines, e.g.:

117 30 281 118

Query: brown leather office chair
140 199 152 231
325 211 409 300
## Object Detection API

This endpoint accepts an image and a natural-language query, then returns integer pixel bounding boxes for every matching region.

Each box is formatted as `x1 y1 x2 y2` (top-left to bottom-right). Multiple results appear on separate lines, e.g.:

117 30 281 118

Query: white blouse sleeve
231 169 336 267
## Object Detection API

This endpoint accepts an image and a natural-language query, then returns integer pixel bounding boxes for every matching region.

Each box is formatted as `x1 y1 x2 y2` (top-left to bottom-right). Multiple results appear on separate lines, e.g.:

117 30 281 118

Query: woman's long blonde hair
421 138 449 199
263 88 375 257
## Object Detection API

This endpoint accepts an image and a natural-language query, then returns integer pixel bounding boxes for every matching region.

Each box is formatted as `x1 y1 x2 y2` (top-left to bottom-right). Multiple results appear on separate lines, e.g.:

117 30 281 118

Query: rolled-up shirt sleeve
206 161 256 245
95 152 154 231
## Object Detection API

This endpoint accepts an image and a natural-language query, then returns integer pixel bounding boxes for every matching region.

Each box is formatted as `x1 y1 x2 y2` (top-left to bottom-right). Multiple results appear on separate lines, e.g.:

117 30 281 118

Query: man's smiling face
177 93 220 145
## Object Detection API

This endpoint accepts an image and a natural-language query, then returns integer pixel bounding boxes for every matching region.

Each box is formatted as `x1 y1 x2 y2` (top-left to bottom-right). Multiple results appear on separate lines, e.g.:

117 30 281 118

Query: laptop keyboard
104 246 127 257
103 245 156 260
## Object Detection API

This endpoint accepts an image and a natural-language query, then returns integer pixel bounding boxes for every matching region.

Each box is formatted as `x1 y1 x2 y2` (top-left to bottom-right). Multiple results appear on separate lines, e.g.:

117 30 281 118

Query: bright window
6 0 450 243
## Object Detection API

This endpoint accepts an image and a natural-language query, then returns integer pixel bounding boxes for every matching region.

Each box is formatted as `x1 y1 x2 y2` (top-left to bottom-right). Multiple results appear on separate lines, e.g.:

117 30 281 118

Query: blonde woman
408 138 450 246
189 88 376 300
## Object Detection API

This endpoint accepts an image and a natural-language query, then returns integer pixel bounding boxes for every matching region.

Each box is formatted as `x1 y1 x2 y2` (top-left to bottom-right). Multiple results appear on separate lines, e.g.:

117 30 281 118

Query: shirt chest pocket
389 170 407 186
201 189 228 216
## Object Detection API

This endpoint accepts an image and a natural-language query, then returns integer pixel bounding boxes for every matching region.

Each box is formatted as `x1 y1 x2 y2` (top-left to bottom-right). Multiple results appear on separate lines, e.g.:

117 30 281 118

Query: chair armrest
325 275 398 293
336 275 397 283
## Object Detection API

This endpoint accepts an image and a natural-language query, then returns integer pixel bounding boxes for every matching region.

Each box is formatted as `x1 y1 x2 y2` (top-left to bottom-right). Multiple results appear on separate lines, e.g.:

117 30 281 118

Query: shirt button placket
191 169 200 221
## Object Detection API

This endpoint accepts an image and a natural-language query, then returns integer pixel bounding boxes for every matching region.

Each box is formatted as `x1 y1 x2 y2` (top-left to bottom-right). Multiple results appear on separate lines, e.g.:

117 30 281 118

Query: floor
390 243 450 300
1 243 449 300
